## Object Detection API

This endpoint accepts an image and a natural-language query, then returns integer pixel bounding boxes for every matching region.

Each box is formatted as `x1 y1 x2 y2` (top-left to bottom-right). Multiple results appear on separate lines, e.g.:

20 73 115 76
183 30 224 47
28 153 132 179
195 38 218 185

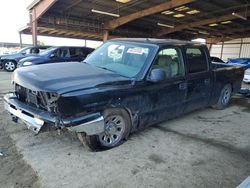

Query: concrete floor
0 70 250 188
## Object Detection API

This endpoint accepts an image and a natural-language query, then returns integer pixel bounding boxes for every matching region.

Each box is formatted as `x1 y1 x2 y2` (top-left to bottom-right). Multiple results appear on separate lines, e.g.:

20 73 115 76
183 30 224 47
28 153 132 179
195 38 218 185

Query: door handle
179 83 187 90
204 79 210 85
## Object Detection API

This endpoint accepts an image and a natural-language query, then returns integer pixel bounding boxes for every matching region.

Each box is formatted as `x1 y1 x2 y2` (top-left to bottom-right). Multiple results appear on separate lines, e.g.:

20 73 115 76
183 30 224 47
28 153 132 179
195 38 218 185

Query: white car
243 68 250 83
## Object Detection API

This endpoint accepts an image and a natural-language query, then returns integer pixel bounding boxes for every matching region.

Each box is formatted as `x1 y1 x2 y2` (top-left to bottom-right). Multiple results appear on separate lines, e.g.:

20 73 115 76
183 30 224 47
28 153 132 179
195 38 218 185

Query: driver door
140 47 187 126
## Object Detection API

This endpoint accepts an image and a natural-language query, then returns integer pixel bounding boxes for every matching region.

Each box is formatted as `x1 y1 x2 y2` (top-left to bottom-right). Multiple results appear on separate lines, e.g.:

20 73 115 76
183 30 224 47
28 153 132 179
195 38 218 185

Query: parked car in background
17 46 94 68
4 38 244 150
0 46 50 72
211 56 226 64
228 58 250 69
243 68 250 83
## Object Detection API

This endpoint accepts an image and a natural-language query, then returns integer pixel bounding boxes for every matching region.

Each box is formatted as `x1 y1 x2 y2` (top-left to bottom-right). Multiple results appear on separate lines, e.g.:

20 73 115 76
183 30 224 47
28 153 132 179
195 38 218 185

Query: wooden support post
239 38 243 58
103 30 109 42
31 9 38 46
220 41 224 59
29 0 58 46
19 32 23 48
208 43 212 52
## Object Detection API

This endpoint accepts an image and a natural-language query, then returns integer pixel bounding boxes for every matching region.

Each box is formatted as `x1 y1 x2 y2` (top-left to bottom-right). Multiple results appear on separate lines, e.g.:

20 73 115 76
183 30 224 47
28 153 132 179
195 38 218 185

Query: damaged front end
4 83 105 135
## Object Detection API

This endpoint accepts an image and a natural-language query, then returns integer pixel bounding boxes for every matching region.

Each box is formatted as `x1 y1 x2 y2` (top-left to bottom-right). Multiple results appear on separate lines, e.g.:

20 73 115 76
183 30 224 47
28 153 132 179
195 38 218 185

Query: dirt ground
0 70 250 188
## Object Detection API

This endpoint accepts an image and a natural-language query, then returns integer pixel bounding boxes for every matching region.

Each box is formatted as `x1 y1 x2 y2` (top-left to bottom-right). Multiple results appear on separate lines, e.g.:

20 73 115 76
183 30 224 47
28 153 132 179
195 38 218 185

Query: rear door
184 47 213 113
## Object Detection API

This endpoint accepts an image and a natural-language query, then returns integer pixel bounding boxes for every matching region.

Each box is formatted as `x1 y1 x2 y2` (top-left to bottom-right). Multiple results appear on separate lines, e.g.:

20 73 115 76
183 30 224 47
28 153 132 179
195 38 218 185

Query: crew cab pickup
4 38 244 150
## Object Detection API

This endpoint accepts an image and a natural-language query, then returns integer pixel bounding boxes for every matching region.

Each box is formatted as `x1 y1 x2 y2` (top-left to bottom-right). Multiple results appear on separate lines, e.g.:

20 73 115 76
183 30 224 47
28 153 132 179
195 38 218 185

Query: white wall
210 38 250 61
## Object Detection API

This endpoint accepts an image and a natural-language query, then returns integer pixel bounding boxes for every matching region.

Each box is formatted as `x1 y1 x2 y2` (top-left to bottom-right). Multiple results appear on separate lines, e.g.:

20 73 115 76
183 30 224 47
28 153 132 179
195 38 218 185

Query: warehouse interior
20 0 249 42
1 1 250 187
18 0 250 61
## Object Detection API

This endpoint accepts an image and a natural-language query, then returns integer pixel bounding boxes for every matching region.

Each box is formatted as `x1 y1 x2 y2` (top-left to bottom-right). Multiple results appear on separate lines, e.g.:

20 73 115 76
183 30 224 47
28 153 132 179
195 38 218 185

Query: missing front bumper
4 93 105 135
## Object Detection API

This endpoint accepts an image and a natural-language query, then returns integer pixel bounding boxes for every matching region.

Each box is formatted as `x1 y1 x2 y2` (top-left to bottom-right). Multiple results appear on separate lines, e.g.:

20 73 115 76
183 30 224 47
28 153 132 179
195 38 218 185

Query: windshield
84 41 155 78
39 47 57 56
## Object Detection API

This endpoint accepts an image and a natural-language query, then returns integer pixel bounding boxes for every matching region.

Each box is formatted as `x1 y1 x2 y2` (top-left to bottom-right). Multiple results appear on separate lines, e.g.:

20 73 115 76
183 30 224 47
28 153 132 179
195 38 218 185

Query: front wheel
83 108 131 151
212 84 232 110
4 60 17 72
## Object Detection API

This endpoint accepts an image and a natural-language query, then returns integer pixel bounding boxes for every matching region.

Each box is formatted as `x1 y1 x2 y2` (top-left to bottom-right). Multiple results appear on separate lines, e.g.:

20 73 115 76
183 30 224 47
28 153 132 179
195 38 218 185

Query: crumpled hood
13 62 130 94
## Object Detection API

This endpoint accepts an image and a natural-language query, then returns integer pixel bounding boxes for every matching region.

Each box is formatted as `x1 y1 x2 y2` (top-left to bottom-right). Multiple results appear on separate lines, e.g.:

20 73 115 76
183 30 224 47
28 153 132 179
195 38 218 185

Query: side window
186 48 208 73
53 49 61 58
30 48 39 54
69 48 77 57
23 48 31 55
152 48 184 79
58 48 70 58
70 48 88 58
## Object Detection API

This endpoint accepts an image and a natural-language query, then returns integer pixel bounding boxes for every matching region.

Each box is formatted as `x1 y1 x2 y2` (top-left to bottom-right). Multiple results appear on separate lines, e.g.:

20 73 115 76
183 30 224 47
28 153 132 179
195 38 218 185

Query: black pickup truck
4 38 244 150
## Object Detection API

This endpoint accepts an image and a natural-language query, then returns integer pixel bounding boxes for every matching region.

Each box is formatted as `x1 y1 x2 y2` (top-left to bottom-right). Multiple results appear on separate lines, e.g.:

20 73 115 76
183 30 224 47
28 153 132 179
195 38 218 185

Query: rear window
186 48 208 73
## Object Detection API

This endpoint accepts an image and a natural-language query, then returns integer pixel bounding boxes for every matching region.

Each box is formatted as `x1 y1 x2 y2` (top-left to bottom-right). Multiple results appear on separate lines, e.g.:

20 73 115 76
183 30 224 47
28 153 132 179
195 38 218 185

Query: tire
212 84 232 110
84 108 131 151
4 60 17 72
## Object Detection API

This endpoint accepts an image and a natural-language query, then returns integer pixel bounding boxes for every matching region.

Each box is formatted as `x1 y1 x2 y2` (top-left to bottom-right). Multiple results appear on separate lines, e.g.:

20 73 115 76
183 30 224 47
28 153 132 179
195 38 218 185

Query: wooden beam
61 0 82 13
156 11 250 37
30 0 57 45
32 0 58 20
48 30 58 35
206 32 250 44
104 0 195 30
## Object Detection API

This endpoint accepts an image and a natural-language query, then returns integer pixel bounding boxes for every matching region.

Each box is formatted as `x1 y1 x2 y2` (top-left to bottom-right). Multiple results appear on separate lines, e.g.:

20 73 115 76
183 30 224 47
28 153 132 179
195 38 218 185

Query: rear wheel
212 84 232 110
4 60 17 72
82 108 131 151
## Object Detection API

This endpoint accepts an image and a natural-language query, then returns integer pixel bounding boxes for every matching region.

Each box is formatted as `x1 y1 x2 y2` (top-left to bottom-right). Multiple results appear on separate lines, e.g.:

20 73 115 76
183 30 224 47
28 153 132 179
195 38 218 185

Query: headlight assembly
23 61 33 66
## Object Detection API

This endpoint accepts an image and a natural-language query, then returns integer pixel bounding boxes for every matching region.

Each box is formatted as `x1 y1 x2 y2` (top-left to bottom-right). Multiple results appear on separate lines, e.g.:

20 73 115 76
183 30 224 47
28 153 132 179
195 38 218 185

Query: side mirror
147 68 166 82
50 54 55 58
21 52 26 55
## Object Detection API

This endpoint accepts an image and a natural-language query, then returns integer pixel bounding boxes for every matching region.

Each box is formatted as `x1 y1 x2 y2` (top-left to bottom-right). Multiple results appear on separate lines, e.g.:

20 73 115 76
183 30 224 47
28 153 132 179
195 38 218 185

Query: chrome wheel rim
222 87 231 105
5 61 15 71
99 115 125 147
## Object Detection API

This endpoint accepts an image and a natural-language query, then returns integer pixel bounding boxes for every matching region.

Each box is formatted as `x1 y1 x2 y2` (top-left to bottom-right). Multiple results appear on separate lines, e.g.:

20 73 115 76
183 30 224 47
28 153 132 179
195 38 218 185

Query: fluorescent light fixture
162 10 175 15
221 20 232 24
192 38 206 43
157 23 175 28
175 6 189 11
232 12 247 20
91 9 120 17
116 0 131 3
198 31 209 35
209 23 218 27
173 14 185 18
186 9 200 15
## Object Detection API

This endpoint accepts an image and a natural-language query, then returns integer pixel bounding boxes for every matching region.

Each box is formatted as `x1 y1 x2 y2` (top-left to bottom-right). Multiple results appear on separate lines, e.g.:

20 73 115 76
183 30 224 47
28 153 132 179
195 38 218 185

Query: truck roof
110 38 205 46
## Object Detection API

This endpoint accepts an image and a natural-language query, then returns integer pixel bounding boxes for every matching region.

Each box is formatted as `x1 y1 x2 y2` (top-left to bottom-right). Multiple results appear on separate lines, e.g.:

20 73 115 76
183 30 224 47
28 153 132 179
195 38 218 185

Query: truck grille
15 84 58 112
